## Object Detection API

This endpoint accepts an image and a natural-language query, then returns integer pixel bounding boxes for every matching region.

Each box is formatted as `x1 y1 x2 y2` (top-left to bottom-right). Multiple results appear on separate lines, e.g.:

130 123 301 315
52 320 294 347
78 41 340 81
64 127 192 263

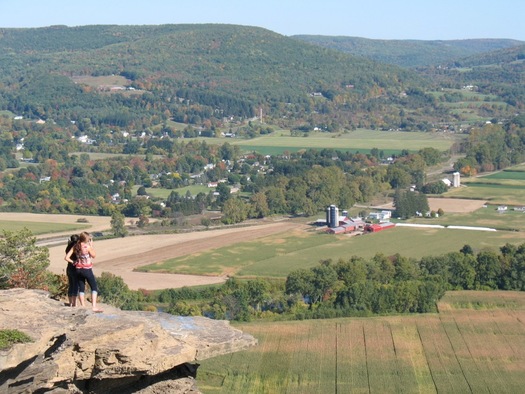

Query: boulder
0 289 257 393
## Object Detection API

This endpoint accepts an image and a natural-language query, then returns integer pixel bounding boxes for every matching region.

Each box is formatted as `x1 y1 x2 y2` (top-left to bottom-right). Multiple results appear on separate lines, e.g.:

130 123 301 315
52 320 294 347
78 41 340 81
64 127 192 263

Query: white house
369 211 392 221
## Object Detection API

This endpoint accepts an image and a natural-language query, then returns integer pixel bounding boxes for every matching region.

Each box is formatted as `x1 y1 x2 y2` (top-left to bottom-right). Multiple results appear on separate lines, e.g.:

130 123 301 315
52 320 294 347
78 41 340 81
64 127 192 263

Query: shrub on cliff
0 228 50 290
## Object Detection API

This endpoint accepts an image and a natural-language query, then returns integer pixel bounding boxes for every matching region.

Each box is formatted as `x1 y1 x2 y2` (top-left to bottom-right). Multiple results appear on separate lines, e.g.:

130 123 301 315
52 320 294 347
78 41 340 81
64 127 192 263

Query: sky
1 0 524 41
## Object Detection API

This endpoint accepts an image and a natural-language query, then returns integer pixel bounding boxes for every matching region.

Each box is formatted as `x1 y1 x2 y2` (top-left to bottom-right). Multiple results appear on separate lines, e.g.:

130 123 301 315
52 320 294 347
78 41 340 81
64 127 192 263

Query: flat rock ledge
0 289 257 393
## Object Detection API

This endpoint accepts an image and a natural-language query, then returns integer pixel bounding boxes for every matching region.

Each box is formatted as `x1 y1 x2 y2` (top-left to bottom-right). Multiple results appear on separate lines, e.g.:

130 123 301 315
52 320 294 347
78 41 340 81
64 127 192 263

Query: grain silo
453 172 461 187
327 205 339 228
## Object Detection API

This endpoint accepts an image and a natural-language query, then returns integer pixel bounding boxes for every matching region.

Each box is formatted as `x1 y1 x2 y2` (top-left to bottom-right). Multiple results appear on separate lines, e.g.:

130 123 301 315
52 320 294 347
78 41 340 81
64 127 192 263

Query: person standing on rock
65 234 80 307
65 231 103 313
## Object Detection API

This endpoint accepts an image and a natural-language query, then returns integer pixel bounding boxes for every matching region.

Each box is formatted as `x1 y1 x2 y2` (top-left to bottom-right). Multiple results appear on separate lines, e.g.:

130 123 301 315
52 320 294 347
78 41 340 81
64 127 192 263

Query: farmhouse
368 210 392 221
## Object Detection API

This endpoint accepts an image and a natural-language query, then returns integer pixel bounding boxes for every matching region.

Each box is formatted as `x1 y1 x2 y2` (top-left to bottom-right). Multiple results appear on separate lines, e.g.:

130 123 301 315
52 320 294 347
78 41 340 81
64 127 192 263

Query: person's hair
65 234 80 254
79 232 91 243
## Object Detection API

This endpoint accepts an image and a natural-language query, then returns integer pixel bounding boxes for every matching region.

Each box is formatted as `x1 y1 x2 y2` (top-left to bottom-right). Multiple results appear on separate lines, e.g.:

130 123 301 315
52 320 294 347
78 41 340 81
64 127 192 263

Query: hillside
416 44 525 108
291 35 524 68
0 24 438 131
0 24 523 133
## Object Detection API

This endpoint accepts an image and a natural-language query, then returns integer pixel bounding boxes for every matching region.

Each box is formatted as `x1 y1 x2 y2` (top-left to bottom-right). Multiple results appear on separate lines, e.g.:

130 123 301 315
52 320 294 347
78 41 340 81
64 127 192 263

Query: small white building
369 210 392 221
441 178 452 187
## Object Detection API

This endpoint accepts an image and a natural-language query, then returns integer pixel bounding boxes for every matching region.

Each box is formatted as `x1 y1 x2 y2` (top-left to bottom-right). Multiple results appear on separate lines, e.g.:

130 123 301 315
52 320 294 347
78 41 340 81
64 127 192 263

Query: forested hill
0 24 420 123
450 44 525 67
291 35 524 68
0 24 414 101
1 24 523 131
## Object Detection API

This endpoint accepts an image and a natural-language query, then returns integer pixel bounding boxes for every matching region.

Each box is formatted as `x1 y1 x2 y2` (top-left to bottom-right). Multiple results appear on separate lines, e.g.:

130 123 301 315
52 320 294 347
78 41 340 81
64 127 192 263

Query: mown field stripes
197 291 525 393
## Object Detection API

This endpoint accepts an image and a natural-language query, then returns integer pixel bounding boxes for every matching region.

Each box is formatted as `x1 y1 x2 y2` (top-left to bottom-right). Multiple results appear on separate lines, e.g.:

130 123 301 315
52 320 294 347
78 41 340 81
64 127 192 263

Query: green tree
249 191 270 218
335 257 367 286
222 197 248 224
285 268 315 303
111 211 128 237
386 166 411 189
448 252 476 290
0 228 50 289
474 249 502 289
246 279 270 312
500 243 525 290
392 254 419 281
215 182 231 207
97 272 139 310
310 264 338 303
368 253 395 284
265 186 288 214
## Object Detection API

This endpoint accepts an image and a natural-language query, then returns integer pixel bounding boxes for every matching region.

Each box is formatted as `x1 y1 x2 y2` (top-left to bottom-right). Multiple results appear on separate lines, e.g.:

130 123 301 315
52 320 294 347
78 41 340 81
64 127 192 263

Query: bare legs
91 291 103 313
77 291 102 312
78 292 85 307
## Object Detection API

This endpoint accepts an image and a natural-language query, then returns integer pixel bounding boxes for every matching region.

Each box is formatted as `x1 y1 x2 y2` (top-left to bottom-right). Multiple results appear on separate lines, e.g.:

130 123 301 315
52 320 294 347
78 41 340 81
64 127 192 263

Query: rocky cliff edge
0 289 257 393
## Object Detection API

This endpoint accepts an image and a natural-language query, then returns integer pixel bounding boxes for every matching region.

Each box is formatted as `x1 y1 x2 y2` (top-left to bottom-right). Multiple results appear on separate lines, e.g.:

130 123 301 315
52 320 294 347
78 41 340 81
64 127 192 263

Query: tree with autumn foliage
0 228 50 290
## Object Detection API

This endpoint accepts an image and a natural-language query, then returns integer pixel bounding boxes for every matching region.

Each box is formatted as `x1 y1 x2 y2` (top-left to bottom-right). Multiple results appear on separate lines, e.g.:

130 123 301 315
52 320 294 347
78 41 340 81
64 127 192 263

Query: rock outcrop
0 289 257 393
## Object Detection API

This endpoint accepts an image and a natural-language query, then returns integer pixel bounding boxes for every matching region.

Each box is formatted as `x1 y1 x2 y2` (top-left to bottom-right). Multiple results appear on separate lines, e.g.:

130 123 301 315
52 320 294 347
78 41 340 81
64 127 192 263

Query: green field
197 291 525 393
482 169 525 180
132 184 210 199
137 222 524 278
444 168 525 205
410 204 525 232
0 220 88 235
228 129 462 155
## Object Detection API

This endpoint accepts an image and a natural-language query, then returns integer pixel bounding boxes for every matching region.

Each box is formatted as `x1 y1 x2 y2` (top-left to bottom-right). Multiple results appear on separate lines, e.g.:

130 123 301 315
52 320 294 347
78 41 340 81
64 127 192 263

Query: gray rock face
0 289 257 393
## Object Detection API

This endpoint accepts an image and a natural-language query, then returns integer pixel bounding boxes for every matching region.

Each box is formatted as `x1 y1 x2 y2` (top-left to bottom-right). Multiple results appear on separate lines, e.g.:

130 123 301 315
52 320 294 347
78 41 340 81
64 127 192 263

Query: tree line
143 242 525 322
1 115 525 224
2 227 525 323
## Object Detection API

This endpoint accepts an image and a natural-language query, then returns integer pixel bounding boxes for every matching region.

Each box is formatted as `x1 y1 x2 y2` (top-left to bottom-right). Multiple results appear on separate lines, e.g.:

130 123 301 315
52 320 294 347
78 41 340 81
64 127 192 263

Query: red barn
365 222 396 232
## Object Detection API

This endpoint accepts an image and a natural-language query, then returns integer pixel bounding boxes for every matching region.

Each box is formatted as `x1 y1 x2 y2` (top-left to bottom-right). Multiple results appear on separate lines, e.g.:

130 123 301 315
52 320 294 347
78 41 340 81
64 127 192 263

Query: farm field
133 184 210 199
0 220 87 235
197 291 525 393
138 223 525 279
0 213 101 236
444 166 525 205
412 202 525 232
228 129 462 155
4 195 524 288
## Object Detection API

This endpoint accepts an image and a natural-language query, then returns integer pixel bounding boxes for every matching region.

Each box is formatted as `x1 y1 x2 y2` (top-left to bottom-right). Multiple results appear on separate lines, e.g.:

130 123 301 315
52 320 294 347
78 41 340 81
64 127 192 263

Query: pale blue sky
1 0 524 41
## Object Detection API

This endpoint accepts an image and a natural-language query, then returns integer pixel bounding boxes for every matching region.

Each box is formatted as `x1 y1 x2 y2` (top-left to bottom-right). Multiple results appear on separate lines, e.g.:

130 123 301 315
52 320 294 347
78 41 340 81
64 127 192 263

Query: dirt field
427 197 487 213
1 198 484 290
0 213 298 290
371 197 486 213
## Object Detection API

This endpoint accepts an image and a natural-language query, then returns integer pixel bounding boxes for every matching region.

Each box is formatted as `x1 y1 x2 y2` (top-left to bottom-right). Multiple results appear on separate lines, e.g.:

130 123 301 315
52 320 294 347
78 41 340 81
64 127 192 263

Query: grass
0 220 89 235
444 171 525 205
482 170 525 181
0 329 32 350
197 291 525 393
228 129 462 155
137 222 525 278
411 205 525 232
132 184 211 199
